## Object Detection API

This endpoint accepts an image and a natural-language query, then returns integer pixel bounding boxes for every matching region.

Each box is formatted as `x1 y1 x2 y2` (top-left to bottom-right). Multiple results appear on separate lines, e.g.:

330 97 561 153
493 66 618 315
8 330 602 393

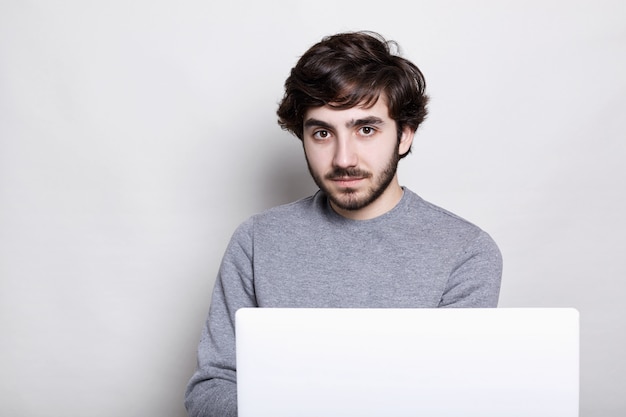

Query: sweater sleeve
185 219 257 417
439 230 503 308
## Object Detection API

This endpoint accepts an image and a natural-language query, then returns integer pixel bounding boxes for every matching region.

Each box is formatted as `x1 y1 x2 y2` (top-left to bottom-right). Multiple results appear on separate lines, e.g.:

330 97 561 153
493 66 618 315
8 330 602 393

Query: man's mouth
329 176 366 187
325 169 371 188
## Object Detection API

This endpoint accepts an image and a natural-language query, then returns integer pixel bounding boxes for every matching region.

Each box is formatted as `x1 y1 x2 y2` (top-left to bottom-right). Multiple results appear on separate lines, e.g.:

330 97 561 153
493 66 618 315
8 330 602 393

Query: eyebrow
303 116 385 130
303 118 334 130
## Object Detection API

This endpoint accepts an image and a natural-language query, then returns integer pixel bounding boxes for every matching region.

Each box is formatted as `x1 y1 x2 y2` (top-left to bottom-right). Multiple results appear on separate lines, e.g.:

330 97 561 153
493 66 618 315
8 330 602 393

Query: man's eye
313 130 330 139
359 126 375 136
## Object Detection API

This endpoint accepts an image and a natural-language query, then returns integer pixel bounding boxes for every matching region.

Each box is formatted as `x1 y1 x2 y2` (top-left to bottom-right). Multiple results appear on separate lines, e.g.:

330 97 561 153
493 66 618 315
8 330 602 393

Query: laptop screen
236 308 579 417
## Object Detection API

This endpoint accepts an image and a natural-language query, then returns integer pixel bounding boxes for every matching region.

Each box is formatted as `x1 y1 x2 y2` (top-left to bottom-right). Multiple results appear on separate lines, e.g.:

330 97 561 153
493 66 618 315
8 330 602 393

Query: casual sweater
185 188 503 417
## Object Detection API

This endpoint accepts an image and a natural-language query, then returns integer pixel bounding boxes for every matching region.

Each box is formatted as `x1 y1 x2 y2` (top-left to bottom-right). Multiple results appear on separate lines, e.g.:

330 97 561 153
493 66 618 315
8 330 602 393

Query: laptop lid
236 308 579 417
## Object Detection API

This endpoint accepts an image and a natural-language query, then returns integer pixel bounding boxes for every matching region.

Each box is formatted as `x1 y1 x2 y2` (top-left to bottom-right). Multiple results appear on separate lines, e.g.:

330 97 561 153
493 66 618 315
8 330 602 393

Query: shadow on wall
256 134 318 208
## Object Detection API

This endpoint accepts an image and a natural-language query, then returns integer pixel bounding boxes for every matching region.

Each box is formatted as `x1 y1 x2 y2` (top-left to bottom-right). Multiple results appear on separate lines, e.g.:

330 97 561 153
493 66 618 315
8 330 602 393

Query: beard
305 145 400 212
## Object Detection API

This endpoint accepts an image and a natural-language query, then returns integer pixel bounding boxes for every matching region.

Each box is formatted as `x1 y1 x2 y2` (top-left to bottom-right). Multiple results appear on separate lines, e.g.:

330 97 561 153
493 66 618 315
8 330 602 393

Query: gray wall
1 1 624 416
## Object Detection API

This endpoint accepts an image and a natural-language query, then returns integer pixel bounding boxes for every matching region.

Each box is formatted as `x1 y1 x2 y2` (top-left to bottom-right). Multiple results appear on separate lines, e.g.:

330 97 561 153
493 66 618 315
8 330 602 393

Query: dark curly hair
277 31 429 158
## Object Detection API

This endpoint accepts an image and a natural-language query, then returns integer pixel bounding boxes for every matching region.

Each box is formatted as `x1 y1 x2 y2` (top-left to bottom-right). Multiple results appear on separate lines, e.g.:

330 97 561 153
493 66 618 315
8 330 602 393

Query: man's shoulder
402 189 498 251
255 192 321 222
232 192 323 236
404 189 480 230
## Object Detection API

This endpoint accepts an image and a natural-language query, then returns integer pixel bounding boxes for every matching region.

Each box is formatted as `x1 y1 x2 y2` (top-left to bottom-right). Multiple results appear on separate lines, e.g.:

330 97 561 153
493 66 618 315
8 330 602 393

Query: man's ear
398 126 415 155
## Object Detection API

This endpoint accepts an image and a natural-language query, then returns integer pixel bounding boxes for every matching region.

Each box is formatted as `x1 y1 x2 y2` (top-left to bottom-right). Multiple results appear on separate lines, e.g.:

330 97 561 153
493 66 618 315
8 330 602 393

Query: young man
185 31 502 417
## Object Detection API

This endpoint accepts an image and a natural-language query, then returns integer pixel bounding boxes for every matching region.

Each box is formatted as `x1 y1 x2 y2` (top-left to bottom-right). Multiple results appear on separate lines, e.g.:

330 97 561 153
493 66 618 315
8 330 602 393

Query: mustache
325 168 372 180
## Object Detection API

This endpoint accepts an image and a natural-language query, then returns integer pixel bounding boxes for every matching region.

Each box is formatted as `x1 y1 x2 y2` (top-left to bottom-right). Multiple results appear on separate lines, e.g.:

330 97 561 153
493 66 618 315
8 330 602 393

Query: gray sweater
185 188 502 417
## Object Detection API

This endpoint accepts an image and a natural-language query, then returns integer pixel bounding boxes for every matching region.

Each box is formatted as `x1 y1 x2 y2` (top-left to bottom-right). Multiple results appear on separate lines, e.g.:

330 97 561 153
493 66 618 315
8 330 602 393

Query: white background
1 1 624 416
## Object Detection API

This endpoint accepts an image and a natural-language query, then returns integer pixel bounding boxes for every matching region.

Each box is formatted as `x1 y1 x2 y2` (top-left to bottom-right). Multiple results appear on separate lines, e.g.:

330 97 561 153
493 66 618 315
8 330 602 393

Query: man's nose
332 137 358 168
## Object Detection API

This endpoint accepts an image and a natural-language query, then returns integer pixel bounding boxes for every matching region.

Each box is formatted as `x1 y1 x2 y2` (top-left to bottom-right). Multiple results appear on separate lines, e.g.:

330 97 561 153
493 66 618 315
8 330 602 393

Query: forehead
304 96 392 124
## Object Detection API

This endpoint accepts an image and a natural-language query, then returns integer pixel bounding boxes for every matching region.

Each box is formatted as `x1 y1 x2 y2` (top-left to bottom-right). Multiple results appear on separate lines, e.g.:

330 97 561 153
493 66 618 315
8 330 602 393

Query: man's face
302 97 413 219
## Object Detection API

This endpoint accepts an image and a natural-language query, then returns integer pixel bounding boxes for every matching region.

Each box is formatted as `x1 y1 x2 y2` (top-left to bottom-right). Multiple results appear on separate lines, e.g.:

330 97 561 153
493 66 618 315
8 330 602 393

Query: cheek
303 151 323 177
365 141 398 167
304 144 330 168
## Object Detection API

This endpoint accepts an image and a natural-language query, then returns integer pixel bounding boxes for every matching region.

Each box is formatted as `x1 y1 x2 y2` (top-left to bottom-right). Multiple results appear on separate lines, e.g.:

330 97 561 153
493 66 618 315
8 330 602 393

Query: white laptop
236 308 579 417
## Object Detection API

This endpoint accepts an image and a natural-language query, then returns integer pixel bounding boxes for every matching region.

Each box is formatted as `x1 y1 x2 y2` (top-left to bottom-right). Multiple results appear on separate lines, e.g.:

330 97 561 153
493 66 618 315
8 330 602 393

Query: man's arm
439 230 503 307
185 220 257 417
